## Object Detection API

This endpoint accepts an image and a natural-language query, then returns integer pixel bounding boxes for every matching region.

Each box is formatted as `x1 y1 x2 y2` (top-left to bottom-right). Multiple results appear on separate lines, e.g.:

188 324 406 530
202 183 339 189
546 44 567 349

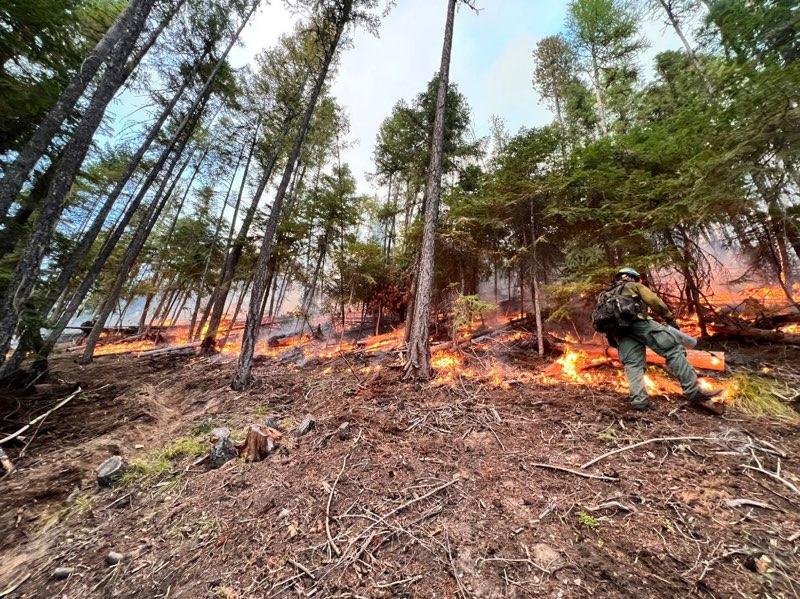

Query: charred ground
1 337 799 598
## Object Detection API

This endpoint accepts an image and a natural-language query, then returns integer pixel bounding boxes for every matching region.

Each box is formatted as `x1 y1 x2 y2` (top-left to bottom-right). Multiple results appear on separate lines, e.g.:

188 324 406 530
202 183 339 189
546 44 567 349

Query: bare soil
0 342 798 598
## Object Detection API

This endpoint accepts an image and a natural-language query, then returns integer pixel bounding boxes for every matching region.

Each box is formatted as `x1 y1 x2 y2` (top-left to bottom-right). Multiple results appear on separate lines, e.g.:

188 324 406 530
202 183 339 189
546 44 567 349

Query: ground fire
3 2 800 597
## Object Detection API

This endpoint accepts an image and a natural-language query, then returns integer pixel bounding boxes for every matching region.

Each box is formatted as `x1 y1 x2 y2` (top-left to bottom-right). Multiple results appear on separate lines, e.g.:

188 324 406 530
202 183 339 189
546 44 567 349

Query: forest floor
1 337 799 598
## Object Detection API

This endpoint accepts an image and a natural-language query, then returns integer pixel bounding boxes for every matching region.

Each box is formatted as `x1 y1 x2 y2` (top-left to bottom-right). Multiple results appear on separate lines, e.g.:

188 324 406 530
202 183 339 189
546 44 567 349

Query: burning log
555 343 725 372
135 343 199 358
238 424 281 462
709 324 800 345
751 312 800 330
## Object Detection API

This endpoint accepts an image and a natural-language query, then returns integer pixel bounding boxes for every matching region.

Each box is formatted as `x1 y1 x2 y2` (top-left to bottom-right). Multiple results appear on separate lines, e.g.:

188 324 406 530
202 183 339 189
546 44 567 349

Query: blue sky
229 0 686 192
114 1 690 196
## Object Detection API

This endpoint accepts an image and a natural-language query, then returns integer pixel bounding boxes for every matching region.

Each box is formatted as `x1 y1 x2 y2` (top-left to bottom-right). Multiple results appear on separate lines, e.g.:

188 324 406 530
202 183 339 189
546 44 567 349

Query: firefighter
607 267 723 414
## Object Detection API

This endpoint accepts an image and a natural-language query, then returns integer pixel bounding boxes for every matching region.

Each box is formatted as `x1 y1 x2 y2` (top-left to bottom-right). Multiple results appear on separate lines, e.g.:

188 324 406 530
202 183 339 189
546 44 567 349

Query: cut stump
97 456 128 488
239 424 280 462
209 427 238 468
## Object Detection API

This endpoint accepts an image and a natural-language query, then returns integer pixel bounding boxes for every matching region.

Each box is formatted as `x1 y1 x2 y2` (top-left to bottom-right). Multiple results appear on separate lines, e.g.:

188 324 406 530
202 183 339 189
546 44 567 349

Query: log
238 424 279 462
555 343 725 372
97 455 129 488
751 312 800 329
709 325 800 346
135 343 199 358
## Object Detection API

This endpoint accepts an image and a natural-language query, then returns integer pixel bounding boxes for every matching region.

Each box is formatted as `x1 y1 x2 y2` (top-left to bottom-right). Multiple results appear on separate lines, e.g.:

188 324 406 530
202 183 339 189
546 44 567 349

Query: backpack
591 282 643 333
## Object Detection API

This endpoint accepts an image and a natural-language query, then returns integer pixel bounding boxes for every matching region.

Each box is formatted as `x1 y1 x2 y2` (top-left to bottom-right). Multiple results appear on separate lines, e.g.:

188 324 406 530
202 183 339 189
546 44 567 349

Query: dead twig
530 462 618 482
326 455 348 557
724 498 778 511
0 573 30 597
0 387 82 446
580 436 713 469
742 465 800 496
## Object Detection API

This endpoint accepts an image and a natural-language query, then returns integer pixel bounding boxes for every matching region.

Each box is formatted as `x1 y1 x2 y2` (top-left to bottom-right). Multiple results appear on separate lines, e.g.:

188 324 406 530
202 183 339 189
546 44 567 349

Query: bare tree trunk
403 0 456 380
530 203 544 356
231 7 349 389
199 119 276 349
189 133 248 339
78 116 202 364
31 8 255 365
590 50 608 136
657 0 713 94
0 0 158 368
0 0 157 218
220 276 252 350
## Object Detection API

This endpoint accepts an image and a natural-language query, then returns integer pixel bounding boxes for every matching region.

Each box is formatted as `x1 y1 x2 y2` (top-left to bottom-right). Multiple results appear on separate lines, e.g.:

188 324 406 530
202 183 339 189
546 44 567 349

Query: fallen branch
580 436 713 470
136 343 199 358
710 324 800 346
724 498 777 510
0 387 82 446
553 342 725 372
742 465 800 496
326 455 348 557
530 462 618 482
347 477 460 561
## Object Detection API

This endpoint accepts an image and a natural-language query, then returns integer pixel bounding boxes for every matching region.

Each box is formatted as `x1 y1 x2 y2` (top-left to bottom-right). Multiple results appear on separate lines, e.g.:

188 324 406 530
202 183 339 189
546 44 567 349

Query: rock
296 414 315 436
531 543 565 572
264 416 280 429
106 551 124 566
337 422 352 440
97 456 129 488
52 567 74 580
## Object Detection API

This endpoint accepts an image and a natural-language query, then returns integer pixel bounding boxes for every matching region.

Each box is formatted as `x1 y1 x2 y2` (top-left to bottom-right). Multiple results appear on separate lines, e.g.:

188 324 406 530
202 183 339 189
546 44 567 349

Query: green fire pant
616 319 699 408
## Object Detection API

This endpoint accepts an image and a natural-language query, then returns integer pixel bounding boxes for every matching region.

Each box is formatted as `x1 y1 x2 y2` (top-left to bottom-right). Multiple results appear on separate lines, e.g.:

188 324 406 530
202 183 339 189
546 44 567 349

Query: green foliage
452 294 495 332
578 511 599 531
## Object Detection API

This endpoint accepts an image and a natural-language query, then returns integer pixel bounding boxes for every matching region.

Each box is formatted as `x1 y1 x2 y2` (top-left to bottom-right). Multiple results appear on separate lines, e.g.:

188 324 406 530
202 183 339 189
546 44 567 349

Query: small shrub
578 511 599 531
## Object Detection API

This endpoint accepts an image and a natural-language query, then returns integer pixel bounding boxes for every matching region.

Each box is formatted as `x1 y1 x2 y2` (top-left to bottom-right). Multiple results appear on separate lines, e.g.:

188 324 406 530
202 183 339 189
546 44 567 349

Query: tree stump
208 427 238 468
239 424 279 462
97 456 128 488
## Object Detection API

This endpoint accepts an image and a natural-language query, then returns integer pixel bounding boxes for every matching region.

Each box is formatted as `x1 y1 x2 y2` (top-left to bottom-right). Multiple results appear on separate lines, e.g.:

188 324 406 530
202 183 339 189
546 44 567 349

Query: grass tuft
121 434 208 486
726 373 799 423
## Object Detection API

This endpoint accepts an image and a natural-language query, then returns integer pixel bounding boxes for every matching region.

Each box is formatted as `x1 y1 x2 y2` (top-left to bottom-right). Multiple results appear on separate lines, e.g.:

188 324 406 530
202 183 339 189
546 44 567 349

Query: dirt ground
0 339 798 598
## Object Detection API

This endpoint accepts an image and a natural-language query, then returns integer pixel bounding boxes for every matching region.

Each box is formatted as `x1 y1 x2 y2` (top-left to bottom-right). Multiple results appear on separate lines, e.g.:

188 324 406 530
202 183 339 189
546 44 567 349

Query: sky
227 0 688 193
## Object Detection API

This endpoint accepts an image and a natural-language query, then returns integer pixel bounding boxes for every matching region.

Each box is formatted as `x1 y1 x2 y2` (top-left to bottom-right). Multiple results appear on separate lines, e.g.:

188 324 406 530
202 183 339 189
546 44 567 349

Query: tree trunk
403 0 456 381
0 0 158 369
657 0 713 94
199 119 285 349
0 0 156 218
78 115 202 364
530 203 544 356
33 8 256 364
590 50 608 136
231 7 349 390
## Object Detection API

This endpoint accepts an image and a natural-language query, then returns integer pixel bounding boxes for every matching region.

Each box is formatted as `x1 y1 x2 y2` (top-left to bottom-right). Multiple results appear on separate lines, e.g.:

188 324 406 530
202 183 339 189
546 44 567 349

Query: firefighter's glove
606 333 618 348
